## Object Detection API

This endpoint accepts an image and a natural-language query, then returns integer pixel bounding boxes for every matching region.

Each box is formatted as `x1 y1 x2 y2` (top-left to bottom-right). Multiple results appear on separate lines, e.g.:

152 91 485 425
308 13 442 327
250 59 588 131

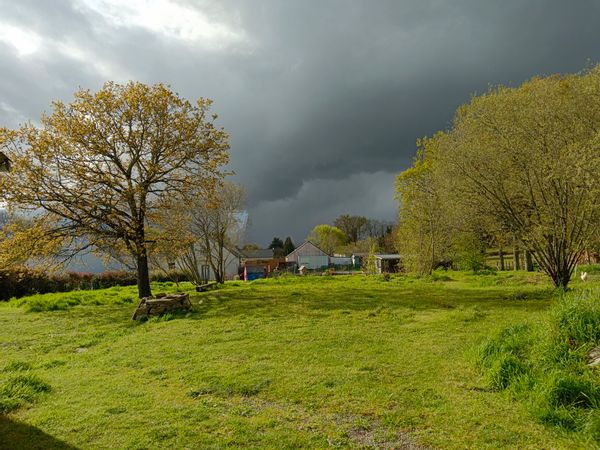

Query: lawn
0 271 595 449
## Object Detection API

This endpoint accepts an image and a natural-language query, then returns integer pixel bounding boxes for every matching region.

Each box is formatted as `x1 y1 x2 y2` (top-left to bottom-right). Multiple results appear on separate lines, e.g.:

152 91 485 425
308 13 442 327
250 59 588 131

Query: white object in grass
581 271 588 282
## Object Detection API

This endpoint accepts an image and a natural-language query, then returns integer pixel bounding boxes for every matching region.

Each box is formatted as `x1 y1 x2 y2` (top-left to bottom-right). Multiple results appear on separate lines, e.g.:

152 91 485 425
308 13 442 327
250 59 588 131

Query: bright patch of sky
77 0 246 49
0 23 42 56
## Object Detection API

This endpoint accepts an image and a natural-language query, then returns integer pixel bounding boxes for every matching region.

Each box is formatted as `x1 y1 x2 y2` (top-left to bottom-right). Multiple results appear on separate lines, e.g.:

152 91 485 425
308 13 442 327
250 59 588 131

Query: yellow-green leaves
0 81 230 297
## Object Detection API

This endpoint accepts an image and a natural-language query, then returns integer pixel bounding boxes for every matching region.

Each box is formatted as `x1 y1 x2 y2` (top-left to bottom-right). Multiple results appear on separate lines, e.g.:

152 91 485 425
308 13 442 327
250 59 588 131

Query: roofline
286 240 330 257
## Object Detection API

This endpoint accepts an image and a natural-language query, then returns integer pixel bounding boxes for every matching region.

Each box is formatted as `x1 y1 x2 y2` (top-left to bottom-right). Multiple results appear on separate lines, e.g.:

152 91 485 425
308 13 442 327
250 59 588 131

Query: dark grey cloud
1 0 600 245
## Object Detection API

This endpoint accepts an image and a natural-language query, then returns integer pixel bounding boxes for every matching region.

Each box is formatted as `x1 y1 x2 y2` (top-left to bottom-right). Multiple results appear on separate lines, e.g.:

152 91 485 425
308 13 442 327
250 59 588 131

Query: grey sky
1 0 600 245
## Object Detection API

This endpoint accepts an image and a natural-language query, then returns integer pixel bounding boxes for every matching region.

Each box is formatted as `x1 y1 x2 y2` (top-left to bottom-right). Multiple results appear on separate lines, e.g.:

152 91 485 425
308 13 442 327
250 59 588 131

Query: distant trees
396 66 600 287
181 182 245 284
267 236 296 257
308 224 348 255
282 237 295 255
0 82 229 297
269 237 285 257
332 214 396 254
334 215 368 243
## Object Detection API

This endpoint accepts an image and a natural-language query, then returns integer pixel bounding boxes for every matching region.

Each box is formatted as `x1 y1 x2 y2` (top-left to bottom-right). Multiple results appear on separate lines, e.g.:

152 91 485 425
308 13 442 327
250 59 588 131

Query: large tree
268 237 284 257
396 138 452 275
0 82 229 298
333 214 368 243
308 224 348 255
403 66 600 287
282 236 295 255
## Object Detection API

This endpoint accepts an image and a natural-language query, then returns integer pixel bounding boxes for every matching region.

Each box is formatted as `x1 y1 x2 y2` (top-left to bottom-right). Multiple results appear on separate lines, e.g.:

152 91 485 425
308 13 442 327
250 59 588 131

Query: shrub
0 267 138 301
478 290 600 440
150 270 191 283
547 289 600 360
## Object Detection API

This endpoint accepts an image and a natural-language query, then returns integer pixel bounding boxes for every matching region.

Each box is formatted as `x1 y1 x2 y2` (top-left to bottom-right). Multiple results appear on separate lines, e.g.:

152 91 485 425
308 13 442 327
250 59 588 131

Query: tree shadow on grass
0 416 79 450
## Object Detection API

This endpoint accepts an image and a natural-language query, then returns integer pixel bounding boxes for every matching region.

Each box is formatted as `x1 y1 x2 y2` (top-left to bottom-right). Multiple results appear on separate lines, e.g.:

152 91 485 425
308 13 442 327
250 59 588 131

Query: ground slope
0 273 588 449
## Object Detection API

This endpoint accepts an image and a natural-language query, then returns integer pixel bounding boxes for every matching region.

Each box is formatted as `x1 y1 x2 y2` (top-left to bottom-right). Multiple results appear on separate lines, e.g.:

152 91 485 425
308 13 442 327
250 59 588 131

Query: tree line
396 65 600 288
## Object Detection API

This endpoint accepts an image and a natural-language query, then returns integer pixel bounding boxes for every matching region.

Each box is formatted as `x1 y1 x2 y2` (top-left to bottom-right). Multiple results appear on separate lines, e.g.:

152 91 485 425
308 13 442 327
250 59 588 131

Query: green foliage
479 289 600 441
333 214 369 242
0 268 138 301
363 244 378 275
268 237 284 257
396 141 452 275
307 224 349 255
282 237 295 255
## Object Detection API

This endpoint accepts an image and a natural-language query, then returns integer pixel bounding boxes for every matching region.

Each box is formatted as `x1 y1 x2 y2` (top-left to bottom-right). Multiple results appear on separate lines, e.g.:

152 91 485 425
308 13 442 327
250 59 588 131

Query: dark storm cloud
1 0 600 244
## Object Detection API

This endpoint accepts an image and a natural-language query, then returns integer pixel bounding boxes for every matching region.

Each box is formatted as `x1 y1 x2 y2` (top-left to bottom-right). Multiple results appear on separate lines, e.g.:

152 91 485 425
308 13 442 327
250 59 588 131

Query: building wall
192 244 240 280
297 255 329 269
330 256 352 266
286 241 328 264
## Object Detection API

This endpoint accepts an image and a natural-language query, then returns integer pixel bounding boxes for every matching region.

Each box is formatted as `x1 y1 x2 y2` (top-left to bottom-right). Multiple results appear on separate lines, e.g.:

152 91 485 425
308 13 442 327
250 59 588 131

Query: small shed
351 252 368 268
0 152 11 173
285 241 329 270
375 254 401 273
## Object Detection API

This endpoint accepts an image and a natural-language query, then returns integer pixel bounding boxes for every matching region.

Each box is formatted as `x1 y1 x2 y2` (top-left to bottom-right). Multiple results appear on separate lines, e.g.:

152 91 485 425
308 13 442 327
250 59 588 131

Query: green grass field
0 271 596 449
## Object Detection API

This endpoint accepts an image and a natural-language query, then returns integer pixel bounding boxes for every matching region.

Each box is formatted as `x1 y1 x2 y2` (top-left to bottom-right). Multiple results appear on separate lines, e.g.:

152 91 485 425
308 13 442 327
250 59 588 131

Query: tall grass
0 373 51 414
479 289 600 440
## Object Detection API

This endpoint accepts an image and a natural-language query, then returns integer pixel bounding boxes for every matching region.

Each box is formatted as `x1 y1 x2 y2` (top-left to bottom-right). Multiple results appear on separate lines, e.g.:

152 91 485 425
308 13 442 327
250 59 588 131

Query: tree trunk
551 268 571 289
498 246 505 271
513 245 521 271
524 249 534 272
136 250 152 298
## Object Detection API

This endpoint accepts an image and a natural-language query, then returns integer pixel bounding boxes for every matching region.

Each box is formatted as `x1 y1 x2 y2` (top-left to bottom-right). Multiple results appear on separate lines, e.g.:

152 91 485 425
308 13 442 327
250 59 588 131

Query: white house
285 241 329 269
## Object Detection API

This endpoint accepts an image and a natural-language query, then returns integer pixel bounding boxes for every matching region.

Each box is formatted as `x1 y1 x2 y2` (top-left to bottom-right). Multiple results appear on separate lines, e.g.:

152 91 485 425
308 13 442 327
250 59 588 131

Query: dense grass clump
479 289 600 440
0 373 51 413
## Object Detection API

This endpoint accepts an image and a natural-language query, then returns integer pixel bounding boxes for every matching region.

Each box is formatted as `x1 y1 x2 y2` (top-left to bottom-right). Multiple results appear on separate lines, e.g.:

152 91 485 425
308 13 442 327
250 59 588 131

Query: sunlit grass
0 271 595 448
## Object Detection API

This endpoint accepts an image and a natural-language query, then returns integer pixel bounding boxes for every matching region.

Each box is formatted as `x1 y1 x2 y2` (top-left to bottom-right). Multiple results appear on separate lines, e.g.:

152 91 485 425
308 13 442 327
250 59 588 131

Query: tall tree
308 224 348 255
268 237 284 257
423 67 600 287
396 137 452 275
333 214 368 243
282 236 295 255
0 82 229 298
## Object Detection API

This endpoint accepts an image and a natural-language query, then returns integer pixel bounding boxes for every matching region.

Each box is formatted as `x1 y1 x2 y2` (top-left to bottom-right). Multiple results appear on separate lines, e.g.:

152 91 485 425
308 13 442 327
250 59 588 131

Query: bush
0 267 138 301
149 270 191 283
478 290 600 439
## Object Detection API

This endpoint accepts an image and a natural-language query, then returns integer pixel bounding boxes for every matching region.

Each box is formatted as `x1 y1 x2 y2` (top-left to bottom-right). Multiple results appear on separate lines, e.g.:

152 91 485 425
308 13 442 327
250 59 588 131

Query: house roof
240 248 275 259
286 240 329 257
375 254 401 260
